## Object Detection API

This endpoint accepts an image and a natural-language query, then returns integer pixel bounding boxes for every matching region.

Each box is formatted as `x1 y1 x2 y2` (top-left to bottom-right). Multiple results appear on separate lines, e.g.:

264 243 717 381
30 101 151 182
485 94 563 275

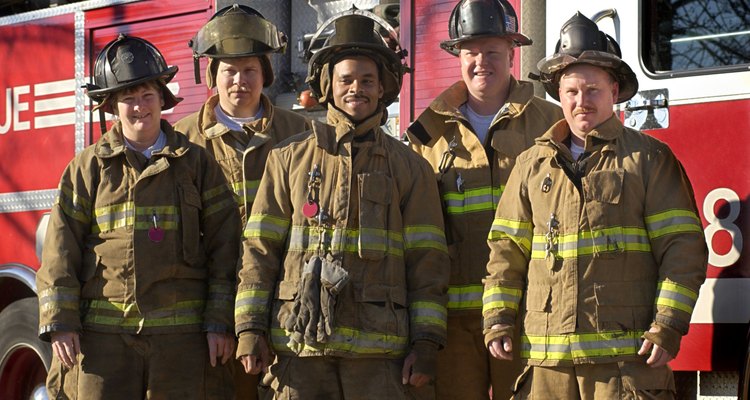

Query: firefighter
234 10 449 399
405 0 562 398
175 7 311 398
483 13 708 399
36 34 240 399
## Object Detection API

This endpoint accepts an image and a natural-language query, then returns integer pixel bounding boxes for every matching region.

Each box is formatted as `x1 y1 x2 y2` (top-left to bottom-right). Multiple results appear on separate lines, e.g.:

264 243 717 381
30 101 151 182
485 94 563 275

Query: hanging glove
317 258 349 343
283 255 322 350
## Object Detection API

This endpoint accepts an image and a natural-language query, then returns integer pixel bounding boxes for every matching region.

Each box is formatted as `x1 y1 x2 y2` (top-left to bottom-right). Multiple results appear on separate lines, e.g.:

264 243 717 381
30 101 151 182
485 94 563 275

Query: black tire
0 297 52 400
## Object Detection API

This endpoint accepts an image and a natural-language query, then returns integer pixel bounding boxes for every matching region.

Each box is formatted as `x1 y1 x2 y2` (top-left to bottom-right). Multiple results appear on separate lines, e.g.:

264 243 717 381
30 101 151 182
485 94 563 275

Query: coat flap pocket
594 282 655 306
355 284 406 307
491 129 527 158
583 169 623 204
358 173 392 205
180 184 203 209
275 280 298 300
618 361 676 391
525 285 551 312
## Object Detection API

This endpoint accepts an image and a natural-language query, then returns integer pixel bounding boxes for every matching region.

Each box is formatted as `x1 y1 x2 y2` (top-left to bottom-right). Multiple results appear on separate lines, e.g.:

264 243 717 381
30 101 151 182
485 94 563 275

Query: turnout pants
46 331 233 400
512 362 676 399
435 313 522 400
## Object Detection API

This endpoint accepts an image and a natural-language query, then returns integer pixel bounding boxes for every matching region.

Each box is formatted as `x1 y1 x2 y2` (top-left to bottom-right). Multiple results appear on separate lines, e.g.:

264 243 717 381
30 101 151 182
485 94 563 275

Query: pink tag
148 227 165 243
302 201 319 218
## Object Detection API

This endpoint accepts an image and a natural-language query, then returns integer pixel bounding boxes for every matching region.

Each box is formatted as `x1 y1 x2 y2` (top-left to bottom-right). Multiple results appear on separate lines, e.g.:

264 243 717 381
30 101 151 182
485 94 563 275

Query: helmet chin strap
99 108 107 135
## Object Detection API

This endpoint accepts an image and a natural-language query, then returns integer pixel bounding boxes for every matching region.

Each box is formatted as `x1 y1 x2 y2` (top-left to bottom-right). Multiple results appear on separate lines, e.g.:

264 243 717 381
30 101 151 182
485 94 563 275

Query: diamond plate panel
700 371 740 398
0 189 58 214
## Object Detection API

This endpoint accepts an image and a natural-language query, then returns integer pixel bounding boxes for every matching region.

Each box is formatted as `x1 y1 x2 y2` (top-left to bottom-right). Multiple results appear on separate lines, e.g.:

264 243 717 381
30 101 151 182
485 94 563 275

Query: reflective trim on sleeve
231 180 260 206
244 214 290 241
234 289 271 316
655 280 699 314
443 186 504 215
410 301 448 329
57 184 91 224
83 299 205 328
38 287 80 312
645 209 703 239
521 331 644 361
270 326 408 356
482 286 523 313
447 284 483 310
530 227 651 259
403 225 448 252
488 218 532 255
205 283 235 311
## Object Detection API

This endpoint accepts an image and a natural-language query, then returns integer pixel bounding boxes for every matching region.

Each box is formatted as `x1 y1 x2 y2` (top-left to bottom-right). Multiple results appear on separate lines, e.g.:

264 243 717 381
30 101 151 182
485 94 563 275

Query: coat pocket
357 173 393 261
594 282 655 332
583 169 626 258
275 280 299 332
179 183 204 266
355 284 408 337
618 361 676 394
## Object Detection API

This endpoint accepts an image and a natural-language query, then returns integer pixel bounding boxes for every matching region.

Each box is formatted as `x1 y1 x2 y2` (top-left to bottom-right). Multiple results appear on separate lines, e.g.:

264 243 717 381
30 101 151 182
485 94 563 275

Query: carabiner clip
437 136 458 180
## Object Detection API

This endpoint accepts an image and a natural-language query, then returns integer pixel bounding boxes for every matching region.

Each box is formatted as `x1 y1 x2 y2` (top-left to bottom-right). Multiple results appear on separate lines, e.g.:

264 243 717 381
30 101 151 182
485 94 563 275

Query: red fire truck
0 0 747 399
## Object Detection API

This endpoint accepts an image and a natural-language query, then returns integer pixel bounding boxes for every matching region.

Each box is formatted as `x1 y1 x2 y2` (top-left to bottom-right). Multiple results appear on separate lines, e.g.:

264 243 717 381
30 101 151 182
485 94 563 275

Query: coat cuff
483 324 514 349
643 322 683 358
236 330 267 359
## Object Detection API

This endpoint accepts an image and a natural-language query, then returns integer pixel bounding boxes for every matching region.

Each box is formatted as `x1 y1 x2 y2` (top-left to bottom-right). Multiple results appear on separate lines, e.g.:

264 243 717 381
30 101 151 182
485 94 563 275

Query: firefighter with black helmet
37 34 240 399
483 12 707 398
174 7 312 397
234 9 449 399
405 0 562 398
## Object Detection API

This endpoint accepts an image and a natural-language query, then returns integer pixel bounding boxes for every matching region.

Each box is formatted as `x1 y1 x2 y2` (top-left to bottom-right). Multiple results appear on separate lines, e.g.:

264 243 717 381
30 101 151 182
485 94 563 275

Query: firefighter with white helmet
37 34 240 399
483 12 707 398
405 0 562 398
174 6 312 398
234 9 449 398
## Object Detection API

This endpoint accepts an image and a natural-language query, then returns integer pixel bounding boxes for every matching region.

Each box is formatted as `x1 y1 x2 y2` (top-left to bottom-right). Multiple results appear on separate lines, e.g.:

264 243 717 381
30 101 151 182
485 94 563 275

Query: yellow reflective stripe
521 331 644 361
92 203 180 233
447 284 483 309
234 289 271 316
57 184 91 224
530 227 652 259
410 301 447 329
645 209 702 239
206 283 234 310
83 300 205 328
201 184 229 202
404 225 447 252
655 280 699 314
270 326 408 356
443 186 504 214
488 218 532 255
244 214 290 241
204 196 237 218
482 286 523 313
38 287 79 312
287 226 405 257
231 180 260 205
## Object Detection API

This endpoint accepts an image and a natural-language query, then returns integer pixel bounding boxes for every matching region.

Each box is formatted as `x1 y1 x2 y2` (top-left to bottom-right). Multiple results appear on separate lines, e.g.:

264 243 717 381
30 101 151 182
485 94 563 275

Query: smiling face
331 56 384 122
114 81 163 143
558 63 619 141
215 56 264 118
458 37 514 103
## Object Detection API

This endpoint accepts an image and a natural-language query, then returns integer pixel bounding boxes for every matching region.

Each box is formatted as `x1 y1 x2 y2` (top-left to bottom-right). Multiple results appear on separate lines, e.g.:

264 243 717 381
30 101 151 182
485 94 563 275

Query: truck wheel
0 297 52 400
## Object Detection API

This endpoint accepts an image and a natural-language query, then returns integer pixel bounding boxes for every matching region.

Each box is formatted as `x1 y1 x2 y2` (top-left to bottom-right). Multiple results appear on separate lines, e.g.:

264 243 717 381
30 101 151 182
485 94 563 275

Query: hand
401 352 431 387
239 335 271 375
207 332 235 367
50 331 80 369
487 324 513 360
638 327 674 368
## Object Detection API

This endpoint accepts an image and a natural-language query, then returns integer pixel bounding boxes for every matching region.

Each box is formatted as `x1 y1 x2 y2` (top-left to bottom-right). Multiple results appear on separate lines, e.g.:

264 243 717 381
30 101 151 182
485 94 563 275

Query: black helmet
189 4 287 87
440 0 532 56
305 9 408 107
536 12 638 103
86 34 180 113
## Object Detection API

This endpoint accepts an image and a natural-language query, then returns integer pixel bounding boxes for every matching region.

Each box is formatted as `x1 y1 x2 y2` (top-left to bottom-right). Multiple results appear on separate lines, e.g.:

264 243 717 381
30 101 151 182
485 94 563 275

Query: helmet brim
440 32 532 56
88 67 181 113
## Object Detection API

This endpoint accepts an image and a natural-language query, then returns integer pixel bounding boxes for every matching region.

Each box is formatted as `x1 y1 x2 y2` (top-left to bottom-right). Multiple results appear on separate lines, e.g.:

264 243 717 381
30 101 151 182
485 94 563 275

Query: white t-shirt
460 103 495 145
124 130 166 159
214 103 264 132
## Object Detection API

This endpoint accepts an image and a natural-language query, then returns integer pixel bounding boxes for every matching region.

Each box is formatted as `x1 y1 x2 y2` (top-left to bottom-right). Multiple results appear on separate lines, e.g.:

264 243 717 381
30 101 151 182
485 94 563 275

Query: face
216 56 264 117
558 64 619 139
331 56 384 122
458 37 515 101
114 82 163 140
